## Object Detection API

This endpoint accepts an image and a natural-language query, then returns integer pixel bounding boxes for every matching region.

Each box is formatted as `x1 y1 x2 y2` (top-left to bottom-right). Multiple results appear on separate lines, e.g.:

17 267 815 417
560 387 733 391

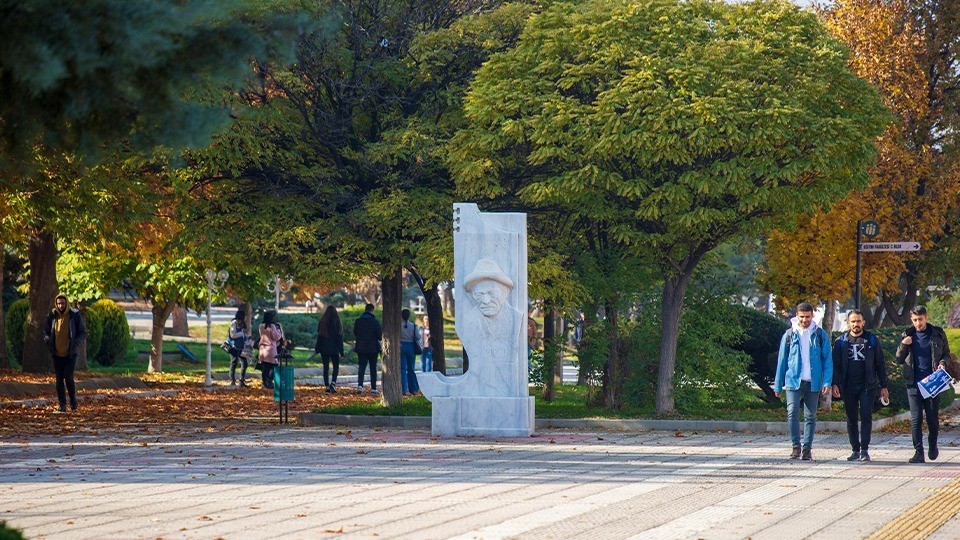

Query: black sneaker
70 399 77 411
929 446 939 461
801 448 812 461
790 445 801 459
330 383 337 393
909 451 925 463
325 385 332 394
847 451 860 461
58 404 67 412
860 451 871 462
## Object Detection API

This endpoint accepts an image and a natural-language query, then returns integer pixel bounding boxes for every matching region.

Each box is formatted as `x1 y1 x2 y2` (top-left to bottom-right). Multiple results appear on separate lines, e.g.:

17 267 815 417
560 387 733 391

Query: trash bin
274 354 294 424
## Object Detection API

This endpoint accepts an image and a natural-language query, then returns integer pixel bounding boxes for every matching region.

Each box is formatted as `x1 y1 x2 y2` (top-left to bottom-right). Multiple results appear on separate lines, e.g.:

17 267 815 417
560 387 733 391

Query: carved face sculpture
471 280 508 318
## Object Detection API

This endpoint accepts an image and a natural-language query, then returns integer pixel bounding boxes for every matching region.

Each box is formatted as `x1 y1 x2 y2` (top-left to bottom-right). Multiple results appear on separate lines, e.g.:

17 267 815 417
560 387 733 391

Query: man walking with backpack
831 310 889 462
775 302 833 461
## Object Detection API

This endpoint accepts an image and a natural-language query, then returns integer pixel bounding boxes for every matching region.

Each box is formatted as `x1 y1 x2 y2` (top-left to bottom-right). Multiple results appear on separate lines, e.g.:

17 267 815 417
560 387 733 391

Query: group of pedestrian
43 292 955 468
775 302 953 464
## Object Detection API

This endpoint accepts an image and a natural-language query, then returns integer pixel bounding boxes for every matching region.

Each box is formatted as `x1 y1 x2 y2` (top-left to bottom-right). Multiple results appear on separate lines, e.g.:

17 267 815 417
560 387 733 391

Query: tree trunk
602 300 624 410
554 315 564 388
822 299 836 335
74 301 89 371
411 271 446 375
862 303 885 329
23 230 57 373
881 283 917 327
656 271 694 415
380 270 403 406
442 282 455 316
543 307 556 402
170 304 190 337
148 300 176 372
0 247 8 370
577 305 597 386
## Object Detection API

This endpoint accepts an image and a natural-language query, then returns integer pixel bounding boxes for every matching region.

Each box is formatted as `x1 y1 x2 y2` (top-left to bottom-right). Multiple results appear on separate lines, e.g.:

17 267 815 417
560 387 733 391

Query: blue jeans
400 342 420 394
786 380 821 448
421 348 433 372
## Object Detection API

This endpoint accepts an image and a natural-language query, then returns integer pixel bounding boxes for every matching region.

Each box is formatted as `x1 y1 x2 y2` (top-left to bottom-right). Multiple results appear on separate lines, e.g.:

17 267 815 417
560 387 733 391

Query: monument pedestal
430 396 535 437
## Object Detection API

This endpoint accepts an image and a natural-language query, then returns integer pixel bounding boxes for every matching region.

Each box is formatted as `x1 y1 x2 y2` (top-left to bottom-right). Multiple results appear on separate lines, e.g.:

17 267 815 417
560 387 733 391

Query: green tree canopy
450 0 890 412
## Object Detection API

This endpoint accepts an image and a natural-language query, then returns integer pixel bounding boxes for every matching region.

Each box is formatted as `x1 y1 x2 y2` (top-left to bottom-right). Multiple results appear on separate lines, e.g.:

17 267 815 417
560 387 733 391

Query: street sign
860 242 920 252
860 220 880 239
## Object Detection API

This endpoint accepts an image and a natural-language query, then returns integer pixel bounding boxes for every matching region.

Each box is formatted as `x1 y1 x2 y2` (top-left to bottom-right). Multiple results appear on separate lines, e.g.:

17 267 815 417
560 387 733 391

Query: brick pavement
3 423 960 539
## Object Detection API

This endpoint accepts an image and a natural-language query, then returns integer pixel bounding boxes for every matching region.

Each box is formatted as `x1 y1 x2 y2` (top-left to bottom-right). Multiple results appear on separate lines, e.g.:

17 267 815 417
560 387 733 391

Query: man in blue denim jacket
774 302 833 461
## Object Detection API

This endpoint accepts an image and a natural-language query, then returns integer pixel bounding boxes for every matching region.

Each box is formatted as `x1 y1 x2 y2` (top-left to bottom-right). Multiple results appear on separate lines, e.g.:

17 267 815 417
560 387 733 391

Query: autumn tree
0 1 301 372
762 0 960 325
182 0 529 404
450 0 889 412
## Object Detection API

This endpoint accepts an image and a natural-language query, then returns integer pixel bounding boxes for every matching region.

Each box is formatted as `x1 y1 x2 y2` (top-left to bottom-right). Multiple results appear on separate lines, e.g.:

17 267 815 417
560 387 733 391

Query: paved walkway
5 418 960 540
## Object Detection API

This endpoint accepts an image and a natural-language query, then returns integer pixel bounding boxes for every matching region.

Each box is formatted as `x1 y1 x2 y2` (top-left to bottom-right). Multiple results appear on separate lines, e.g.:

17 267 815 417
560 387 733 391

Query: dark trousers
907 387 940 451
262 363 276 388
322 354 340 386
842 386 875 452
229 354 248 384
357 353 378 390
53 355 77 407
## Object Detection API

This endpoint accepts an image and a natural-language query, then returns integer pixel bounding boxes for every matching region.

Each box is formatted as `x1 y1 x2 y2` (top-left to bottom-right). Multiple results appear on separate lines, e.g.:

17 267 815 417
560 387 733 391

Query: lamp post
267 274 293 312
205 268 229 387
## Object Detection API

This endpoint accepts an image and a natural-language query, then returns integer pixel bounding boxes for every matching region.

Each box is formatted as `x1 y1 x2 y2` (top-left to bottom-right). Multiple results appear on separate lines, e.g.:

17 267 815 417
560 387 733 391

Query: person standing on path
399 309 421 396
353 303 382 394
774 301 833 461
896 305 954 463
228 308 250 387
315 306 345 393
831 310 889 462
420 316 432 373
43 294 87 412
258 310 283 390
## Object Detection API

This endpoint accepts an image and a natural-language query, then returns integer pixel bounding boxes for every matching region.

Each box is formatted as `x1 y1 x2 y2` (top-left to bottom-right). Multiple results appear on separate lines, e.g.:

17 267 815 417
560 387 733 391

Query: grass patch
313 384 931 421
85 338 327 376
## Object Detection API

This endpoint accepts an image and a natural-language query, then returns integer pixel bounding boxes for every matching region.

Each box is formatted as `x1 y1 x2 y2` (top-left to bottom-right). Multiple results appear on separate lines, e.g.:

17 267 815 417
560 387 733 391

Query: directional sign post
855 220 920 309
860 242 921 252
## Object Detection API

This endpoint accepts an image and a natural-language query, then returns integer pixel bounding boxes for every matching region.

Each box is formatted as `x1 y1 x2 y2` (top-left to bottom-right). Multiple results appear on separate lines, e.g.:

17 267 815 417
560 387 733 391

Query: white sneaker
370 389 380 395
357 386 365 393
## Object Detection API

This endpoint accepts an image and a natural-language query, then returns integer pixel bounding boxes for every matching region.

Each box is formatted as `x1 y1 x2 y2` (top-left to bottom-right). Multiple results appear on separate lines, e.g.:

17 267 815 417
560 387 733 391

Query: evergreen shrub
90 299 129 366
4 299 28 363
83 307 103 361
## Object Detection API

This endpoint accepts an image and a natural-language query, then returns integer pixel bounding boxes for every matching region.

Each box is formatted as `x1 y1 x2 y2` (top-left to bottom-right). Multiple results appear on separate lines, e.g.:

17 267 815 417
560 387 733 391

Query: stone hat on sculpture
464 259 514 292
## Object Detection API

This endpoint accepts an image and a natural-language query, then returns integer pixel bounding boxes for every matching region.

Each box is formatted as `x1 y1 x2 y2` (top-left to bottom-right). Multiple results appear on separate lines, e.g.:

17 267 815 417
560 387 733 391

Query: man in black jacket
353 303 382 394
44 295 87 412
831 310 888 462
896 306 954 463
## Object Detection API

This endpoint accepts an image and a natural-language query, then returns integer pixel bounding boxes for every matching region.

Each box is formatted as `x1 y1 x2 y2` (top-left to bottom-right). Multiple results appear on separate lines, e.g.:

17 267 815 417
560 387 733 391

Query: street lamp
267 274 293 312
205 268 229 387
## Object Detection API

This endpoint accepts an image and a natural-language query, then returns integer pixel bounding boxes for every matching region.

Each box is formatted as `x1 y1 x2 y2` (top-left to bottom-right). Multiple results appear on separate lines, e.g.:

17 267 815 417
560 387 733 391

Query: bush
340 305 382 344
253 312 318 352
4 298 29 363
90 299 129 366
621 287 755 414
730 305 788 401
0 521 25 540
83 306 103 360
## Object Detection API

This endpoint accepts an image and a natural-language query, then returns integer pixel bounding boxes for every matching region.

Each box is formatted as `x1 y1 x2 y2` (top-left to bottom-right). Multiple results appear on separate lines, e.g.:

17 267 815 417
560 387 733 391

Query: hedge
4 299 28 364
90 299 129 366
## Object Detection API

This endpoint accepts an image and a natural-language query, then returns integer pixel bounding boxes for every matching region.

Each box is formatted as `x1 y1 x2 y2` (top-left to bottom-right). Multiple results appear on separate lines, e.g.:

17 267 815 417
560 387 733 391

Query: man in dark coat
831 309 889 462
896 305 955 463
353 303 382 394
44 294 87 411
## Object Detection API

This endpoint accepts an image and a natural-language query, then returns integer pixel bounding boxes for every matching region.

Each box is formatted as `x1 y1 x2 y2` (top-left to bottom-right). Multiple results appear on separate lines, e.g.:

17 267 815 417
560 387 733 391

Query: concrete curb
1 389 179 409
299 399 960 433
0 376 147 399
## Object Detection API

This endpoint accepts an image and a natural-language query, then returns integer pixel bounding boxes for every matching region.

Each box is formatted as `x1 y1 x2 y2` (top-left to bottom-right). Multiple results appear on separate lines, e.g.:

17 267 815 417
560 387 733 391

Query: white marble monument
417 203 535 437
